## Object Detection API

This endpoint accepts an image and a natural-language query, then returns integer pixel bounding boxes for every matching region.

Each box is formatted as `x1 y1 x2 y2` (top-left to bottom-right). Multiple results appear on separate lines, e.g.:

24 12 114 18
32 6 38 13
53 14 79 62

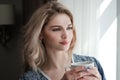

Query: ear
39 34 43 40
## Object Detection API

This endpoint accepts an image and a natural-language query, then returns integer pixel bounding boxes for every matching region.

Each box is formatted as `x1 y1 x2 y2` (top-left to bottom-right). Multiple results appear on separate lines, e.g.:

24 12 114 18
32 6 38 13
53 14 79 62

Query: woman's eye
67 27 73 30
52 28 61 31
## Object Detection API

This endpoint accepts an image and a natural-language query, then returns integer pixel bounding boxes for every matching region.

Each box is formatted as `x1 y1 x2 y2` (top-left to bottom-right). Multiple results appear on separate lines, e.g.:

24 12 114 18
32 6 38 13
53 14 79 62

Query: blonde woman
19 1 106 80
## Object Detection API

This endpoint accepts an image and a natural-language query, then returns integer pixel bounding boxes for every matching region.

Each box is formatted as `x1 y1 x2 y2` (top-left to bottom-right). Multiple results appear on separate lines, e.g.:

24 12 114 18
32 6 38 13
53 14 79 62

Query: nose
61 30 68 39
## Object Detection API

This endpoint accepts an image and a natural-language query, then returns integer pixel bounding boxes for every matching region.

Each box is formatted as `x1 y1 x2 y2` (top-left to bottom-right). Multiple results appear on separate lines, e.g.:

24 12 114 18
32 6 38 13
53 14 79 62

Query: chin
60 47 69 51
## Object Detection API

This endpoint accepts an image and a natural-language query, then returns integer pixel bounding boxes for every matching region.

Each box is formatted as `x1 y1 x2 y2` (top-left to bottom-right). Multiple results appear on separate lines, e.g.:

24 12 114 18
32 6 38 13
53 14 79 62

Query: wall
117 0 120 79
22 0 48 24
0 0 23 80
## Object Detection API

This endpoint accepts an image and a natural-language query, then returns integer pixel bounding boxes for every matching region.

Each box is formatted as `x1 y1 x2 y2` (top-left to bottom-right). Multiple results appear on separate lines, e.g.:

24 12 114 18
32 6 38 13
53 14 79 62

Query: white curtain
59 0 100 57
58 0 117 80
74 0 100 57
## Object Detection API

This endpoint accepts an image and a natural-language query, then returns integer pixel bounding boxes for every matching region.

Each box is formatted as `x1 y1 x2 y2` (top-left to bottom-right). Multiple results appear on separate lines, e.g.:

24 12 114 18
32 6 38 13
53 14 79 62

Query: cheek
69 32 73 40
44 33 58 42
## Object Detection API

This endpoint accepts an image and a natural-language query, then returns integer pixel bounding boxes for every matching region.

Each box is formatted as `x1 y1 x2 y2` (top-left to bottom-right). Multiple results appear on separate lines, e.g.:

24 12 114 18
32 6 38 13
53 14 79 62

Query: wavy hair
22 1 76 71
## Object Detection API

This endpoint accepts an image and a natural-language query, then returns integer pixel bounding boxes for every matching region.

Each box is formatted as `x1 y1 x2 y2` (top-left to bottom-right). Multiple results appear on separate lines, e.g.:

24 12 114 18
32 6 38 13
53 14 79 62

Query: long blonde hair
22 1 76 71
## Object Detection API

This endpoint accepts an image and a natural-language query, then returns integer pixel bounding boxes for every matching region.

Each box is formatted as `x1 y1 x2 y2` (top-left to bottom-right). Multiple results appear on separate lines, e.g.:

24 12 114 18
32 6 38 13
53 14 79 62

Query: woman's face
41 13 73 52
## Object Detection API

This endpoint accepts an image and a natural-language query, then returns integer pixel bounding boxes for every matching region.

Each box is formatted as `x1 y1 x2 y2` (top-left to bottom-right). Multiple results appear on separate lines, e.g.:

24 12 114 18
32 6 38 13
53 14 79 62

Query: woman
19 1 106 80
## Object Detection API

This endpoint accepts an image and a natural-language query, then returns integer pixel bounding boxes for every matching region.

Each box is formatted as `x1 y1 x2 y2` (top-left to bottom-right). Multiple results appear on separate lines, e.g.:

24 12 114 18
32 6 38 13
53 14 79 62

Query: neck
44 50 71 70
41 50 72 80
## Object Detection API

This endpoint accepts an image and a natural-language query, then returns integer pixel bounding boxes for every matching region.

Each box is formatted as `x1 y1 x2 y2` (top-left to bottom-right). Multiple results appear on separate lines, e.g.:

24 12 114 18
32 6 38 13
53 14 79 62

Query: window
58 0 117 80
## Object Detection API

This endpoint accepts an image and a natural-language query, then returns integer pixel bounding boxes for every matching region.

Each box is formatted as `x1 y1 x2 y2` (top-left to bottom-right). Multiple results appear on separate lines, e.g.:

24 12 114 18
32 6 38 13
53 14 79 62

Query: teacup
71 61 94 69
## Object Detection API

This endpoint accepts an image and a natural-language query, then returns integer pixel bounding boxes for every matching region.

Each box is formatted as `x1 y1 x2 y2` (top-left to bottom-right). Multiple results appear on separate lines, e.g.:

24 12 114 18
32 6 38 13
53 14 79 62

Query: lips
60 41 68 45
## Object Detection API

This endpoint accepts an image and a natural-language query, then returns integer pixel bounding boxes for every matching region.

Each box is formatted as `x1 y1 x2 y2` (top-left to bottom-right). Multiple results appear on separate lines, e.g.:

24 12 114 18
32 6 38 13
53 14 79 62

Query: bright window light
99 0 112 17
98 18 117 80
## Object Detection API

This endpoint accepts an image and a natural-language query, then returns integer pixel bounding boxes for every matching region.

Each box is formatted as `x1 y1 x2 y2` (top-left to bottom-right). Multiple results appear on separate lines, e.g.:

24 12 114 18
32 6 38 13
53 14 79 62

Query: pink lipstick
60 41 68 45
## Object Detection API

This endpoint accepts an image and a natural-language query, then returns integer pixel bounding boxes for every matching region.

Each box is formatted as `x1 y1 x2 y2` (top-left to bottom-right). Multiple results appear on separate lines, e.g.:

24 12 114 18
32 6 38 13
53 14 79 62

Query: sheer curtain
59 0 100 57
58 0 117 80
74 0 100 57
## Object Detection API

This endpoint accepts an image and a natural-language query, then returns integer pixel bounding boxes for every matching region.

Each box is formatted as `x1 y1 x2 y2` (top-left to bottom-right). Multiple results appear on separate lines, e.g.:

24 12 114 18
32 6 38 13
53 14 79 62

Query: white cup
71 61 94 69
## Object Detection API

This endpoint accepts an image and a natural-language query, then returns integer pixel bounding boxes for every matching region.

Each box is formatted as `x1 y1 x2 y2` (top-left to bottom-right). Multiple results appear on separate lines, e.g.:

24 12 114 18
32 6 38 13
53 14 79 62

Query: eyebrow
68 24 73 27
50 25 61 28
50 24 73 28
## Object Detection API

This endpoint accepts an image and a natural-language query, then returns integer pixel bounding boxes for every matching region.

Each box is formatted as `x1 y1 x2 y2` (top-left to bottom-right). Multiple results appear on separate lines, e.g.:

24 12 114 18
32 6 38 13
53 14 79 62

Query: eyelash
52 28 61 31
52 27 73 31
67 27 73 30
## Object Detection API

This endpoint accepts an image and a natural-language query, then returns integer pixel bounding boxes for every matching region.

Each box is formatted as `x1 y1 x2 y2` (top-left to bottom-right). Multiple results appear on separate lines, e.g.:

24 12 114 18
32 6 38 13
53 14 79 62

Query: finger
72 66 87 72
72 67 101 80
82 75 99 80
64 68 81 80
74 68 99 79
86 67 101 79
77 71 91 78
87 67 99 76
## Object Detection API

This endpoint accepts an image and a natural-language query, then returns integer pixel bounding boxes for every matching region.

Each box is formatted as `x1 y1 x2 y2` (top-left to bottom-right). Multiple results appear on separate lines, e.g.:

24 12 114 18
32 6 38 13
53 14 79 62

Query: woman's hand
61 66 101 80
